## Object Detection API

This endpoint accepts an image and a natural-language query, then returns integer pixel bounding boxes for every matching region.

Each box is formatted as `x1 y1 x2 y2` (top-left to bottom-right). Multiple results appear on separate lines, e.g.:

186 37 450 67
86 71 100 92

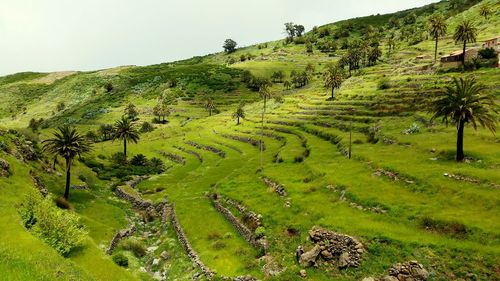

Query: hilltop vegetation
0 0 499 280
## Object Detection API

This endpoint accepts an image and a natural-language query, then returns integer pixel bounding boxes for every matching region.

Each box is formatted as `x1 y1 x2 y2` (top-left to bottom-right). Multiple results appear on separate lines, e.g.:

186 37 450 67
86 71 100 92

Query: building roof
441 48 477 58
484 36 500 42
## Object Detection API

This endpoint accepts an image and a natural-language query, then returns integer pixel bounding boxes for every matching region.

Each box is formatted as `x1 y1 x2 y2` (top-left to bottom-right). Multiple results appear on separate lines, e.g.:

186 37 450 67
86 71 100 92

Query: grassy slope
0 0 499 280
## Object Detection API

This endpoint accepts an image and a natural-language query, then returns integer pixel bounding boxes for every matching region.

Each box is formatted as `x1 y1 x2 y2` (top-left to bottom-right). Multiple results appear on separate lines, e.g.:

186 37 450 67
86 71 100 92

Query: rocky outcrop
106 225 136 255
262 177 287 197
169 205 215 280
30 170 48 196
211 195 267 253
298 226 364 269
0 158 10 177
186 141 226 158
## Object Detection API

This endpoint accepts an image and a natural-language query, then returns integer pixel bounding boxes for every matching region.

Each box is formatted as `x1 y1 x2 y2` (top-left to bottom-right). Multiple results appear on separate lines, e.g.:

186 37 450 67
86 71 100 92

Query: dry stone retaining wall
30 170 48 197
211 196 267 253
106 225 136 255
186 141 226 158
169 205 215 280
174 145 203 163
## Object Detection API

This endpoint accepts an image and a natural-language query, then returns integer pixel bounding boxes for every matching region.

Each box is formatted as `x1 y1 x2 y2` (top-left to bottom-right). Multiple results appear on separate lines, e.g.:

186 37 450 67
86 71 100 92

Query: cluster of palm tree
428 14 479 66
43 115 141 201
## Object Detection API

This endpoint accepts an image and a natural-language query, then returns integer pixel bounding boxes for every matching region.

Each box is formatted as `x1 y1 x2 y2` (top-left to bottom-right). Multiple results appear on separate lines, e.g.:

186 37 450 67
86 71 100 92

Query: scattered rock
160 251 169 260
362 278 376 281
0 158 10 177
299 269 307 278
299 244 321 267
152 258 160 266
147 246 159 253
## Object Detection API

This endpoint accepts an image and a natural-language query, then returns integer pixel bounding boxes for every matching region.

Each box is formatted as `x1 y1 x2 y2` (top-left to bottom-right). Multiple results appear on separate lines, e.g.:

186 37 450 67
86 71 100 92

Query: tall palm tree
431 77 497 162
428 14 448 64
258 79 273 168
479 5 492 20
113 116 140 159
233 103 245 125
323 64 345 100
43 125 91 200
453 20 477 66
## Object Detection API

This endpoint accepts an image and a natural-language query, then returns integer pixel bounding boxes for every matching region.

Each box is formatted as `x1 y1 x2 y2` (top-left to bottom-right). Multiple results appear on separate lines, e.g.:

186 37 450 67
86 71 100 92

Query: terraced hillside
0 0 499 280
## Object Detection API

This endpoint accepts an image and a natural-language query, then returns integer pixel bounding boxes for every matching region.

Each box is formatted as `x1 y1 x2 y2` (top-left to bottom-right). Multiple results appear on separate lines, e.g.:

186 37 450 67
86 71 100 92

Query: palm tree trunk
349 119 352 159
456 120 465 162
123 138 127 158
64 157 71 200
237 116 240 125
462 41 467 66
434 37 439 64
331 87 334 99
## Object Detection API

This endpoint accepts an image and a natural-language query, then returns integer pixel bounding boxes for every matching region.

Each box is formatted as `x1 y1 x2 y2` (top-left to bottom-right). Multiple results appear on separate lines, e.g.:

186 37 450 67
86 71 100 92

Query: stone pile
363 261 429 281
186 141 226 158
373 168 415 184
298 226 363 269
30 170 48 196
262 177 287 197
222 134 266 151
106 225 136 255
0 158 10 177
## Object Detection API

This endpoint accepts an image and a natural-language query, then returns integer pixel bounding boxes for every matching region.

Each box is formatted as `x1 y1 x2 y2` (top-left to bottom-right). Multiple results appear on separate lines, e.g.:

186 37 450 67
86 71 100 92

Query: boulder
299 244 321 267
160 251 169 260
338 252 350 268
299 269 307 278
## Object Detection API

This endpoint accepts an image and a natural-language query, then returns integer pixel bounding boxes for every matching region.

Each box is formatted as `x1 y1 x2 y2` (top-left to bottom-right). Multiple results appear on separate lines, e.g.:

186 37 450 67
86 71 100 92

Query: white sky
0 0 437 75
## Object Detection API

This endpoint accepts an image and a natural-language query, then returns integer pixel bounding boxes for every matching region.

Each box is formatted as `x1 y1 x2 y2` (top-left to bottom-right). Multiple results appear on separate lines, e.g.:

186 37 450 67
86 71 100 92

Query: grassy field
0 0 499 280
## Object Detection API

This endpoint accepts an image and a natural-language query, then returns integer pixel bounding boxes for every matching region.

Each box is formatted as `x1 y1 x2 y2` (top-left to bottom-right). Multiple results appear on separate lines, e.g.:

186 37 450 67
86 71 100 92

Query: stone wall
211 197 267 253
186 141 226 158
106 224 136 255
169 205 215 280
115 187 154 212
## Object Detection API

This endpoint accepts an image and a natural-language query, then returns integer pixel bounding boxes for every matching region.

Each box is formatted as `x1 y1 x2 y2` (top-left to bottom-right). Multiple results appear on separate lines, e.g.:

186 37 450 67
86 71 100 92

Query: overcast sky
0 0 438 76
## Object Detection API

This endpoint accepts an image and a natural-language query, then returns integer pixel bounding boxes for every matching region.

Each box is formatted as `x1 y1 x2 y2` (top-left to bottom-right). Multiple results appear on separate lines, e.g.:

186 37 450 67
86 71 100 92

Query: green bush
377 78 391 90
112 253 129 267
479 47 497 59
254 226 266 239
19 192 87 256
120 238 146 257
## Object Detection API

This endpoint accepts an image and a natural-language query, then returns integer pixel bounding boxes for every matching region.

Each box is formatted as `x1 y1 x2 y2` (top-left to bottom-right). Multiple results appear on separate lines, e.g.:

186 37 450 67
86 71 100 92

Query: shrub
54 197 71 210
19 192 87 256
140 122 155 133
479 47 497 59
254 226 266 239
366 125 380 144
212 241 226 250
120 238 147 257
130 154 149 166
112 253 129 267
111 152 127 165
377 78 391 90
294 156 304 163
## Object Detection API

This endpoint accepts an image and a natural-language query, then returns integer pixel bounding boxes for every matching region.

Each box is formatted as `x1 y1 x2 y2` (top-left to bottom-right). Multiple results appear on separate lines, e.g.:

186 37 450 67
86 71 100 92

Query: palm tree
204 97 216 116
113 116 140 159
428 14 448 64
323 64 345 100
431 77 497 162
43 125 91 200
479 5 492 20
453 20 477 66
233 103 245 125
